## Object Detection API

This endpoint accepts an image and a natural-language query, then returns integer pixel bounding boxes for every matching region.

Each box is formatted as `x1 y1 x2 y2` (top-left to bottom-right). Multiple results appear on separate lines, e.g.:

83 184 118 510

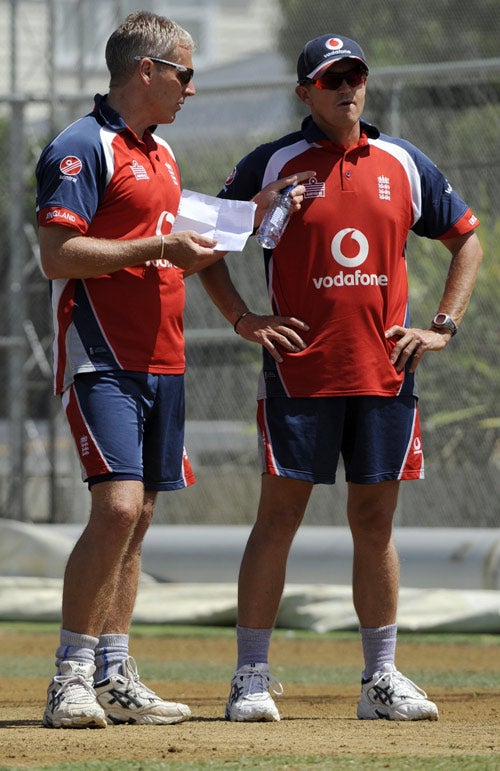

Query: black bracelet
233 311 252 334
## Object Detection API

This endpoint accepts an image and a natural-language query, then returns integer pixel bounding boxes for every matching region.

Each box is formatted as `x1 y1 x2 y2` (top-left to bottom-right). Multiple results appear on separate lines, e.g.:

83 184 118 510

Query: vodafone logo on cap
59 156 83 176
325 37 344 52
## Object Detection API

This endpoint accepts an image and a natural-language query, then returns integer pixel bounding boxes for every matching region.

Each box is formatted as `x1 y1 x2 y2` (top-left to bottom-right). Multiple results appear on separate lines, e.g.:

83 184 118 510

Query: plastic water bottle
256 184 294 249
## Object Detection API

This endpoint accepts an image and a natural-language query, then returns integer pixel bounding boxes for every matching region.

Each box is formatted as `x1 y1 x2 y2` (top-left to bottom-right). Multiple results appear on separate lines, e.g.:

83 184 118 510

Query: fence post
7 97 28 520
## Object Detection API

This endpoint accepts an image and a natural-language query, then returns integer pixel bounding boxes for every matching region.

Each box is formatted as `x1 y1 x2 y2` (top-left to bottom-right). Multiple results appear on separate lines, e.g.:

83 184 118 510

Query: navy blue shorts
62 371 195 490
257 396 424 485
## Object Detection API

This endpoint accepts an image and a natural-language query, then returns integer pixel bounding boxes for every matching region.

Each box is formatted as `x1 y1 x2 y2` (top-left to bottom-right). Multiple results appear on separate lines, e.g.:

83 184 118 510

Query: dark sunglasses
134 55 194 86
314 65 367 91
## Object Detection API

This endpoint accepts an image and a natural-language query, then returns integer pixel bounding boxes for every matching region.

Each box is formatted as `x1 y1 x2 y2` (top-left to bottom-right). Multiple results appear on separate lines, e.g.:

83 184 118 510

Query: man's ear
137 57 154 83
295 84 312 105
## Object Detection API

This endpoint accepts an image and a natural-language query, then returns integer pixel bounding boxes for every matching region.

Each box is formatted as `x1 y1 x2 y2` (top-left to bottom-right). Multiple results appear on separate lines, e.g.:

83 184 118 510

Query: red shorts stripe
398 404 424 480
62 386 112 478
257 399 280 475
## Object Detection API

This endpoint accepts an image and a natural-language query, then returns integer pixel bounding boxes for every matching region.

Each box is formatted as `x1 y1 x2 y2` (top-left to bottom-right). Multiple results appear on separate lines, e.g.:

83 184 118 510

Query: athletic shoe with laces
225 662 283 722
94 656 191 725
357 662 439 721
43 661 107 729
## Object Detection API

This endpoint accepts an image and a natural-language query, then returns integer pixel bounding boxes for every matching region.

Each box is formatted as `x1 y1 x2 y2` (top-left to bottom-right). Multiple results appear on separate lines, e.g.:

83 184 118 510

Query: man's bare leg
347 480 400 629
237 474 313 628
61 480 146 636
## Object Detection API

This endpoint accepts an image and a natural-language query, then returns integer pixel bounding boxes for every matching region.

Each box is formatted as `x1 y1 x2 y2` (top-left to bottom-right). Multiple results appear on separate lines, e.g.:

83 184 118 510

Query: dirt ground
1 631 499 767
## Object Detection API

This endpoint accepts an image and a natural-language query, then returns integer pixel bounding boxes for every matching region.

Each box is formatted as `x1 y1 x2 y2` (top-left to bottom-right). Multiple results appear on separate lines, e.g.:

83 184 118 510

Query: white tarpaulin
0 576 499 632
0 519 499 631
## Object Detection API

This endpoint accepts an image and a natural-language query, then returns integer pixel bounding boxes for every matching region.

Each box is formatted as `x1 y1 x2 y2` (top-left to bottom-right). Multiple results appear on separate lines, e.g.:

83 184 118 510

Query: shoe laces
121 657 158 700
375 667 428 699
53 672 96 703
242 667 283 699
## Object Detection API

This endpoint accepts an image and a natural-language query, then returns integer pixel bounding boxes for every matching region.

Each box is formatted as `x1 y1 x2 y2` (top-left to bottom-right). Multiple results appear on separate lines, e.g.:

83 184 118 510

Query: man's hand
386 232 482 374
163 230 221 276
235 312 309 363
252 171 316 227
385 325 452 373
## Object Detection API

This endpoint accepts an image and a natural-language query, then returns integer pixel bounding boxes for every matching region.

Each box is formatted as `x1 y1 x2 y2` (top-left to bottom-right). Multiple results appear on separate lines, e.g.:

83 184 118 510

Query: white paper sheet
171 189 256 251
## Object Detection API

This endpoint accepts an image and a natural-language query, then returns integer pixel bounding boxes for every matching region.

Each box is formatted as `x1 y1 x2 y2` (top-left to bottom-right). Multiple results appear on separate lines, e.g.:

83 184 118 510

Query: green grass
0 757 498 770
2 623 498 690
2 654 497 690
4 621 500 646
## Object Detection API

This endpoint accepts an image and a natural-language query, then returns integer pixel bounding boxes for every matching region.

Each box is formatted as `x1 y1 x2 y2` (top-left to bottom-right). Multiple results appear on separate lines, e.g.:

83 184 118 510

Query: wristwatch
431 312 457 336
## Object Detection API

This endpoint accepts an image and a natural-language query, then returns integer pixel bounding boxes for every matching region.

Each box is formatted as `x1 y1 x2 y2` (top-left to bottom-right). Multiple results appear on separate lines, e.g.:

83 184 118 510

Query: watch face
432 313 457 335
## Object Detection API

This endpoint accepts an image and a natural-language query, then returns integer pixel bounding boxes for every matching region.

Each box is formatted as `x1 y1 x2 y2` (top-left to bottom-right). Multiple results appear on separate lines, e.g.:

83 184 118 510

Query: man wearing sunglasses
35 9 213 732
200 34 482 722
36 9 309 730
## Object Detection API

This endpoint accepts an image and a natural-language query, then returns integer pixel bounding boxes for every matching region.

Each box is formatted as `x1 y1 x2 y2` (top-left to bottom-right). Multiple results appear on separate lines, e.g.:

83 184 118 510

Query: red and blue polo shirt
219 115 479 399
36 94 185 395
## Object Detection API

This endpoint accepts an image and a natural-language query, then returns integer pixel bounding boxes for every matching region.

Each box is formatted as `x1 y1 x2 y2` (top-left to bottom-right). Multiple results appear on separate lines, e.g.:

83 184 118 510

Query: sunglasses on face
134 55 194 86
313 65 367 91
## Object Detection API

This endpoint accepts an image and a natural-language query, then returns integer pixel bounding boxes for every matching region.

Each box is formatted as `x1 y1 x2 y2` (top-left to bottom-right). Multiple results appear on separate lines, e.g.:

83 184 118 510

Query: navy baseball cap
297 34 368 83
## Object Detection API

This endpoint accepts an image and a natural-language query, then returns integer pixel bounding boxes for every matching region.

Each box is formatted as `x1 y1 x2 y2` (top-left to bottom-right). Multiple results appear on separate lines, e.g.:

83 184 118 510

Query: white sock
360 624 397 680
94 634 129 682
55 628 98 674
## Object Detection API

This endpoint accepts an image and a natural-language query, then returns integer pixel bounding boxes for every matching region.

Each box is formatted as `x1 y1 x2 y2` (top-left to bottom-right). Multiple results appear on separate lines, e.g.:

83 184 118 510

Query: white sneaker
95 656 191 725
225 663 283 722
357 663 439 721
43 661 107 729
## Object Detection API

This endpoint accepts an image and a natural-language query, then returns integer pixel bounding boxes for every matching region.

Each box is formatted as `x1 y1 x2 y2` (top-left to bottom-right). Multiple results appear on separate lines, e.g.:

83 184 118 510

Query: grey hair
105 10 195 86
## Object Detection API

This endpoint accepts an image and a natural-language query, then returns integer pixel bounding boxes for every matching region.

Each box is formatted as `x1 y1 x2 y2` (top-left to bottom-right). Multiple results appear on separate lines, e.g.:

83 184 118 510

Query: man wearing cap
199 35 482 722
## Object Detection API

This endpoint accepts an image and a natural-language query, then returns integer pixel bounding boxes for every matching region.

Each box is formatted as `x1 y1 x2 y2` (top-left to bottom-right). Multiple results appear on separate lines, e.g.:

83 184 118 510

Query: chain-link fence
0 0 499 526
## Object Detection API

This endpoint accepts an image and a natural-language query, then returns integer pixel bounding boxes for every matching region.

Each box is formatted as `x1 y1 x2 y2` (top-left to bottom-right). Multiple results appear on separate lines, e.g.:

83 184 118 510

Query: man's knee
347 481 399 535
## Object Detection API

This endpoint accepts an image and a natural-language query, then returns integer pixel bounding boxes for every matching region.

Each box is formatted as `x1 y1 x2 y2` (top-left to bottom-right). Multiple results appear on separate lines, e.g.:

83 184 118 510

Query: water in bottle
256 184 294 249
